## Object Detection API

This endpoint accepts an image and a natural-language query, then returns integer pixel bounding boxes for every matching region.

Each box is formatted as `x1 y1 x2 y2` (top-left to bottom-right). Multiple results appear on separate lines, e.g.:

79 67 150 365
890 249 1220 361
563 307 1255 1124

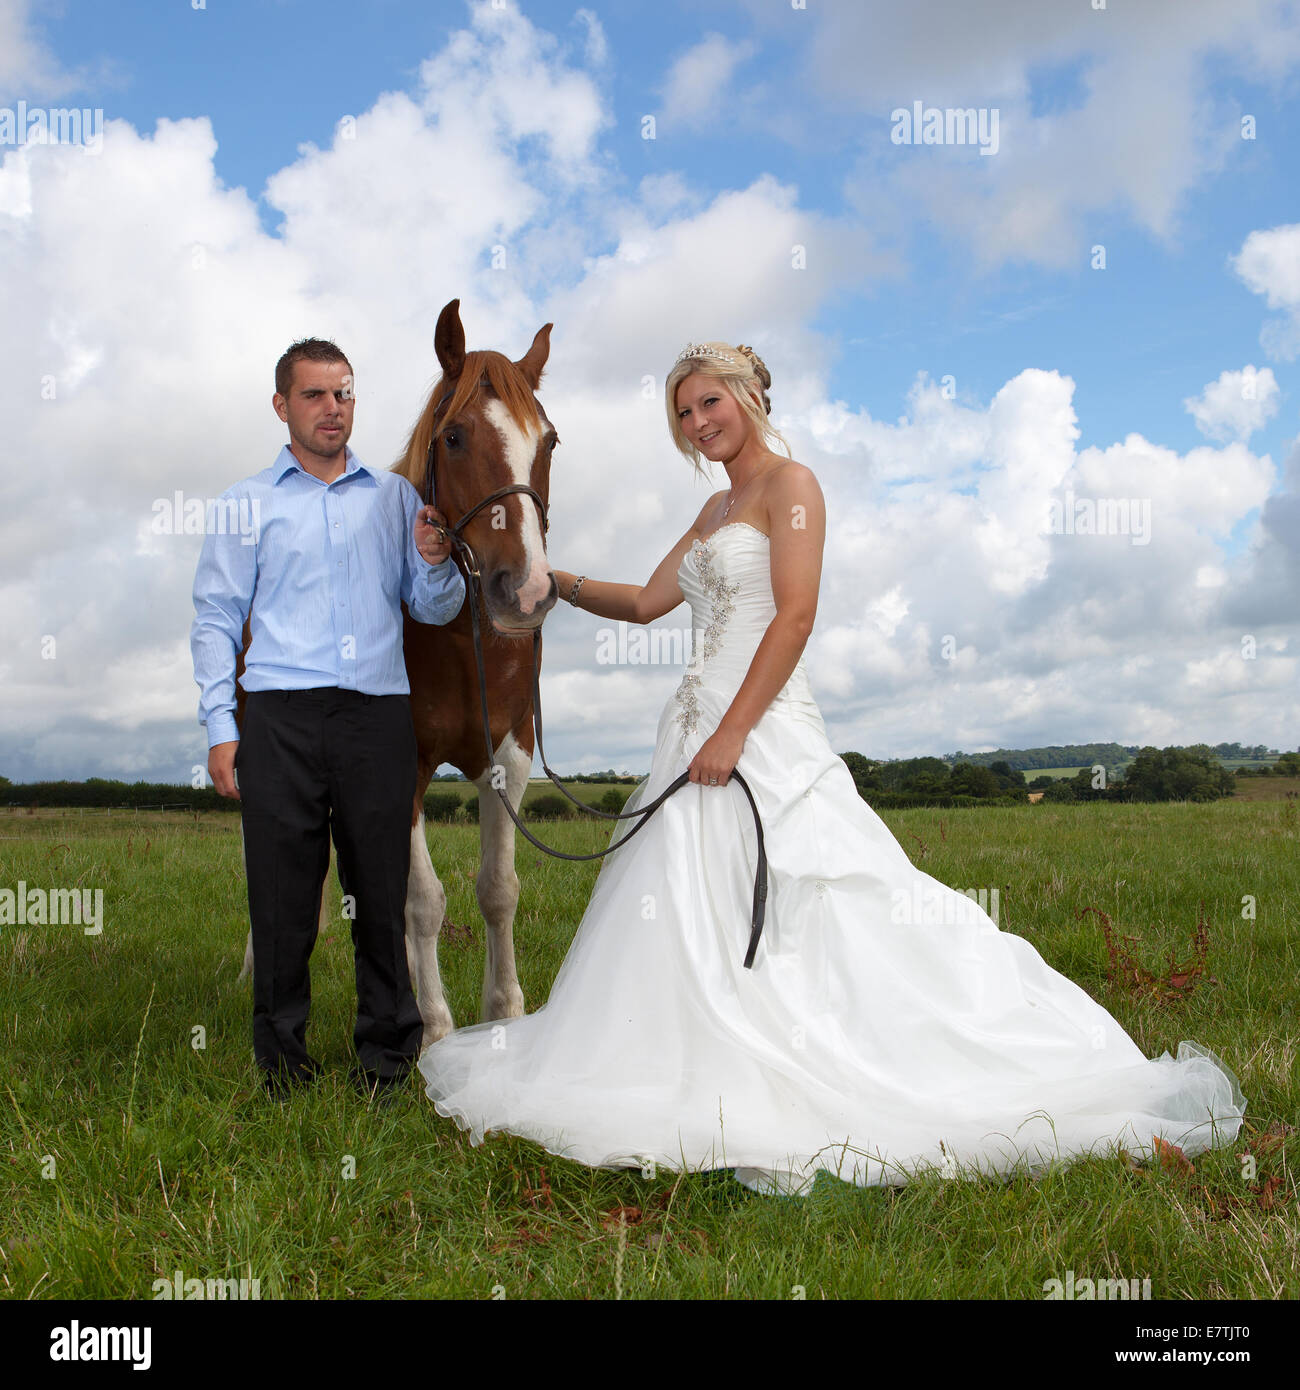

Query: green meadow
0 799 1295 1300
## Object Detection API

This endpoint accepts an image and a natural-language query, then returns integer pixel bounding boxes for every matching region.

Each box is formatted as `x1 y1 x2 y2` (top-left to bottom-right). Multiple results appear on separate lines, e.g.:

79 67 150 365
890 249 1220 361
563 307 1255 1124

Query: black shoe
347 1064 409 1107
262 1059 321 1103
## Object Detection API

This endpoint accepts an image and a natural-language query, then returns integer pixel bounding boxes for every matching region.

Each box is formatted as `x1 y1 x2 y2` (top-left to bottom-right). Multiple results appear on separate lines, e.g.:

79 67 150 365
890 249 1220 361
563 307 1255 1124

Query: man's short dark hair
275 338 353 398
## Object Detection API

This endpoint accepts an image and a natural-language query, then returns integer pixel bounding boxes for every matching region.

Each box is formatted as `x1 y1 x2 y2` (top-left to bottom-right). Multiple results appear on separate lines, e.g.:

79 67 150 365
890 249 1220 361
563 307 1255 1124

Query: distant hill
939 742 1280 772
940 743 1129 772
837 743 1294 806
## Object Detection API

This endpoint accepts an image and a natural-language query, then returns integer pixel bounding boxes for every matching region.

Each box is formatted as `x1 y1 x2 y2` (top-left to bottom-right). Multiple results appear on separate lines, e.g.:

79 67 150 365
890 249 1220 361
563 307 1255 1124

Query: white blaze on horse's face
483 397 553 617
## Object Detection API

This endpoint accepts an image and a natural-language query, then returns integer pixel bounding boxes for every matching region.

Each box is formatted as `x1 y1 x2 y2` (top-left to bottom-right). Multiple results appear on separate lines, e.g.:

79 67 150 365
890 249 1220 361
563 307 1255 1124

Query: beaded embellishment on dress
674 537 743 736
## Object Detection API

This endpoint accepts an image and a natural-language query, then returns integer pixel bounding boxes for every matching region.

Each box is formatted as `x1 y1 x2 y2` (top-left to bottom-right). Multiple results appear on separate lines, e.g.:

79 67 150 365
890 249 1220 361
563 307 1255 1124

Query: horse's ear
435 299 466 379
516 322 553 391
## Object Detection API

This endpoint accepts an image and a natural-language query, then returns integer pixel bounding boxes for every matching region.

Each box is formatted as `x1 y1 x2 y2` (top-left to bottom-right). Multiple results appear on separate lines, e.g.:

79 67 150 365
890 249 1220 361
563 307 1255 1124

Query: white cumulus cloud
1184 365 1280 442
1 0 1297 783
1232 223 1300 361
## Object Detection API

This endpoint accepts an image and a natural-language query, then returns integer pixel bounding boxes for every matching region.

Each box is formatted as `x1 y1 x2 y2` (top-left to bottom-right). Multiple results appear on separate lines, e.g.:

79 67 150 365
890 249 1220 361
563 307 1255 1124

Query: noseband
419 382 769 969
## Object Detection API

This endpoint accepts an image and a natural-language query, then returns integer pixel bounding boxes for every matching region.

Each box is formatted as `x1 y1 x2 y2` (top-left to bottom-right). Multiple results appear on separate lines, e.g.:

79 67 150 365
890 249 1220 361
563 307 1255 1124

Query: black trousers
236 688 422 1081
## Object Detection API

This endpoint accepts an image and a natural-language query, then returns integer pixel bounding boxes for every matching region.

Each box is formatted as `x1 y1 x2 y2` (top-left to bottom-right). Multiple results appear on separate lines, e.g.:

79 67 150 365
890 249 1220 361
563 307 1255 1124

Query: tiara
674 343 736 366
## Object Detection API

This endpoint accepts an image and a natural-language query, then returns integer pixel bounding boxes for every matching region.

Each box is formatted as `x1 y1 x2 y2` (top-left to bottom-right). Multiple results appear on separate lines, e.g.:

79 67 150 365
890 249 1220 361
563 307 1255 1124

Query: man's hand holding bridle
415 506 453 567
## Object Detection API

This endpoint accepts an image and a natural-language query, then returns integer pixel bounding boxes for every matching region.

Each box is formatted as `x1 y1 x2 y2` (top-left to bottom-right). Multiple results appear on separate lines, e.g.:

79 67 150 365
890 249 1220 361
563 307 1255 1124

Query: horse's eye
444 429 460 449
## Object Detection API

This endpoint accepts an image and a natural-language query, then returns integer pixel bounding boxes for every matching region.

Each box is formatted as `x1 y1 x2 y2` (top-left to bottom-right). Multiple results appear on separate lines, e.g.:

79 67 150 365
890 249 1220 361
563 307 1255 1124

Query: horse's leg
406 811 455 1049
238 827 332 982
474 730 529 1022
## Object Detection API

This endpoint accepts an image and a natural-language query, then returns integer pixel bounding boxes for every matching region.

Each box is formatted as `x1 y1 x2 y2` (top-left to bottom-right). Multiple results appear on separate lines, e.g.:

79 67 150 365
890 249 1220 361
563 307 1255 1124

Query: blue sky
2 0 1298 780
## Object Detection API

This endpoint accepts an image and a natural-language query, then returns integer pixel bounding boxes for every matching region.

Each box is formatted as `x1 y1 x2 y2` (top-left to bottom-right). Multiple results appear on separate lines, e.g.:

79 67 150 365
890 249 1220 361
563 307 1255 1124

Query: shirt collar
272 444 372 484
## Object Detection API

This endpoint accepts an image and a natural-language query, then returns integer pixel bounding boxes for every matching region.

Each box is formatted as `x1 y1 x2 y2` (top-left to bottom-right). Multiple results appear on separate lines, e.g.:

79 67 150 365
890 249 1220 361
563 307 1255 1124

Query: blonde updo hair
665 341 791 475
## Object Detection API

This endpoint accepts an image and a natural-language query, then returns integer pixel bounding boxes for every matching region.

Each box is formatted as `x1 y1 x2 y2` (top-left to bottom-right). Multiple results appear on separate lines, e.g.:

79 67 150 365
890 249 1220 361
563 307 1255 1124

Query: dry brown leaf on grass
1152 1135 1195 1176
1117 1138 1194 1178
1191 1173 1289 1219
1241 1119 1296 1156
516 1165 554 1209
1253 1175 1287 1211
600 1205 643 1230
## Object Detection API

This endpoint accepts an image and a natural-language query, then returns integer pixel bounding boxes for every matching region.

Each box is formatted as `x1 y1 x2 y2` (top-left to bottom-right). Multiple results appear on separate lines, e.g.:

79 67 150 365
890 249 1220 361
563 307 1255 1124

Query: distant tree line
839 754 1030 808
416 786 634 823
942 741 1281 772
1232 751 1300 777
0 777 231 812
552 769 641 784
0 774 636 821
1033 747 1235 803
843 745 1297 807
4 744 1294 816
939 742 1129 771
1210 742 1280 760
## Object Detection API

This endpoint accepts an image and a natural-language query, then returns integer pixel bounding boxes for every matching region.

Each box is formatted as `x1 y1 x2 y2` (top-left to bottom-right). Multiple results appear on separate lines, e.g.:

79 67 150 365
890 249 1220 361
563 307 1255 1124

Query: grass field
0 800 1296 1300
1028 766 1299 790
1025 765 1096 781
1229 774 1300 802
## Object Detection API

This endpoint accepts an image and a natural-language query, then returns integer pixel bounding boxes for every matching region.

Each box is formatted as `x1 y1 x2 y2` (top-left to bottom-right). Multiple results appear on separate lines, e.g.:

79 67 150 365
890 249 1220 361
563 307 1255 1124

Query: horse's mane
393 349 542 485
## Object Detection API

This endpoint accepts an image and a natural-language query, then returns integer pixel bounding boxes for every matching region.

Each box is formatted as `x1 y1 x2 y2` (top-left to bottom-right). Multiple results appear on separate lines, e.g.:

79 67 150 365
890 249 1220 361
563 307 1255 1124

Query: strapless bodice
672 521 816 737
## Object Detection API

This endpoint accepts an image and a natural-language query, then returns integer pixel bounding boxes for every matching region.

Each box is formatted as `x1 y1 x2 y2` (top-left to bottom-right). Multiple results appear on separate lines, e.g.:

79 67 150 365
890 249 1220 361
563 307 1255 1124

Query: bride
417 341 1247 1196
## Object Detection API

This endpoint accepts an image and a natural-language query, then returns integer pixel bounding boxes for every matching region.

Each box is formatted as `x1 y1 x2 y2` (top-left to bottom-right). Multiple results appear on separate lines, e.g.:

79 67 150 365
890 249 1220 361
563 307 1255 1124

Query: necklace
721 462 775 521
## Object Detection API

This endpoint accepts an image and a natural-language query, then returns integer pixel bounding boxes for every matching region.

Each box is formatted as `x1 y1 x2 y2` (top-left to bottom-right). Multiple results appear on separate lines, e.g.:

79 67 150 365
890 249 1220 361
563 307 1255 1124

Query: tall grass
0 802 1294 1300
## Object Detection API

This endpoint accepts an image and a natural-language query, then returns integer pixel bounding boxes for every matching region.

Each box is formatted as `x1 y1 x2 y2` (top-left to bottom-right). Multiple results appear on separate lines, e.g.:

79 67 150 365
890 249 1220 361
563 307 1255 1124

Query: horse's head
399 299 559 632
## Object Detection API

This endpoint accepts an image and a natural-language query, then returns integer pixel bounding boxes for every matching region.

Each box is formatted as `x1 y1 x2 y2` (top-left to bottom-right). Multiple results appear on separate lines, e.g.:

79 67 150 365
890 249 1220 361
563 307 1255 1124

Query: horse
236 298 559 1050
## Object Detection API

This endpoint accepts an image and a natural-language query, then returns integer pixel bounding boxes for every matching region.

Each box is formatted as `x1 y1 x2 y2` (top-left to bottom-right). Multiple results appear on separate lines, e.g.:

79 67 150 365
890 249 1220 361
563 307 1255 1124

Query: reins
420 408 769 969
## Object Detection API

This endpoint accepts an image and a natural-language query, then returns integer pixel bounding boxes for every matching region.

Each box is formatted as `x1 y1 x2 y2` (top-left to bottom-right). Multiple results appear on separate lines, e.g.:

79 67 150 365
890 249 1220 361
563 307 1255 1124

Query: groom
190 338 465 1101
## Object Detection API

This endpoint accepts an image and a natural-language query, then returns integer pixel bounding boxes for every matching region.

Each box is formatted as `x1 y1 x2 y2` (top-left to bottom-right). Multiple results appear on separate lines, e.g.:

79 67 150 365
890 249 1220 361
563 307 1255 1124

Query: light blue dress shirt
191 444 465 748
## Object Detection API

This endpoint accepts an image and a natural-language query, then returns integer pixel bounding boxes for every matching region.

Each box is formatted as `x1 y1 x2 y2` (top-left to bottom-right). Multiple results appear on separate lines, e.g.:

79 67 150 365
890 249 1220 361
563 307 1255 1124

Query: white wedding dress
419 521 1246 1195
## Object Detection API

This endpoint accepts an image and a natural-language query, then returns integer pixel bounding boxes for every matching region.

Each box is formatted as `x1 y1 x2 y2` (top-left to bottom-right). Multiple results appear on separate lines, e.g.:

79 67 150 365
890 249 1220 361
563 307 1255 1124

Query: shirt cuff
205 712 240 748
409 558 467 624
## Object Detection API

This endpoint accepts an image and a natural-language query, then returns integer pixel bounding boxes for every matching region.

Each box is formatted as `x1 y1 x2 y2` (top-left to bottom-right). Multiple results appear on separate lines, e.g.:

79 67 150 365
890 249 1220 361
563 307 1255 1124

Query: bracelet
568 574 587 606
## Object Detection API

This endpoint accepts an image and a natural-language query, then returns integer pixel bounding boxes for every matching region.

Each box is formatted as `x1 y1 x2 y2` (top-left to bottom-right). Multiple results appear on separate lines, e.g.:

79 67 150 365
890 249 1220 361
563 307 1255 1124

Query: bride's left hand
688 727 746 786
